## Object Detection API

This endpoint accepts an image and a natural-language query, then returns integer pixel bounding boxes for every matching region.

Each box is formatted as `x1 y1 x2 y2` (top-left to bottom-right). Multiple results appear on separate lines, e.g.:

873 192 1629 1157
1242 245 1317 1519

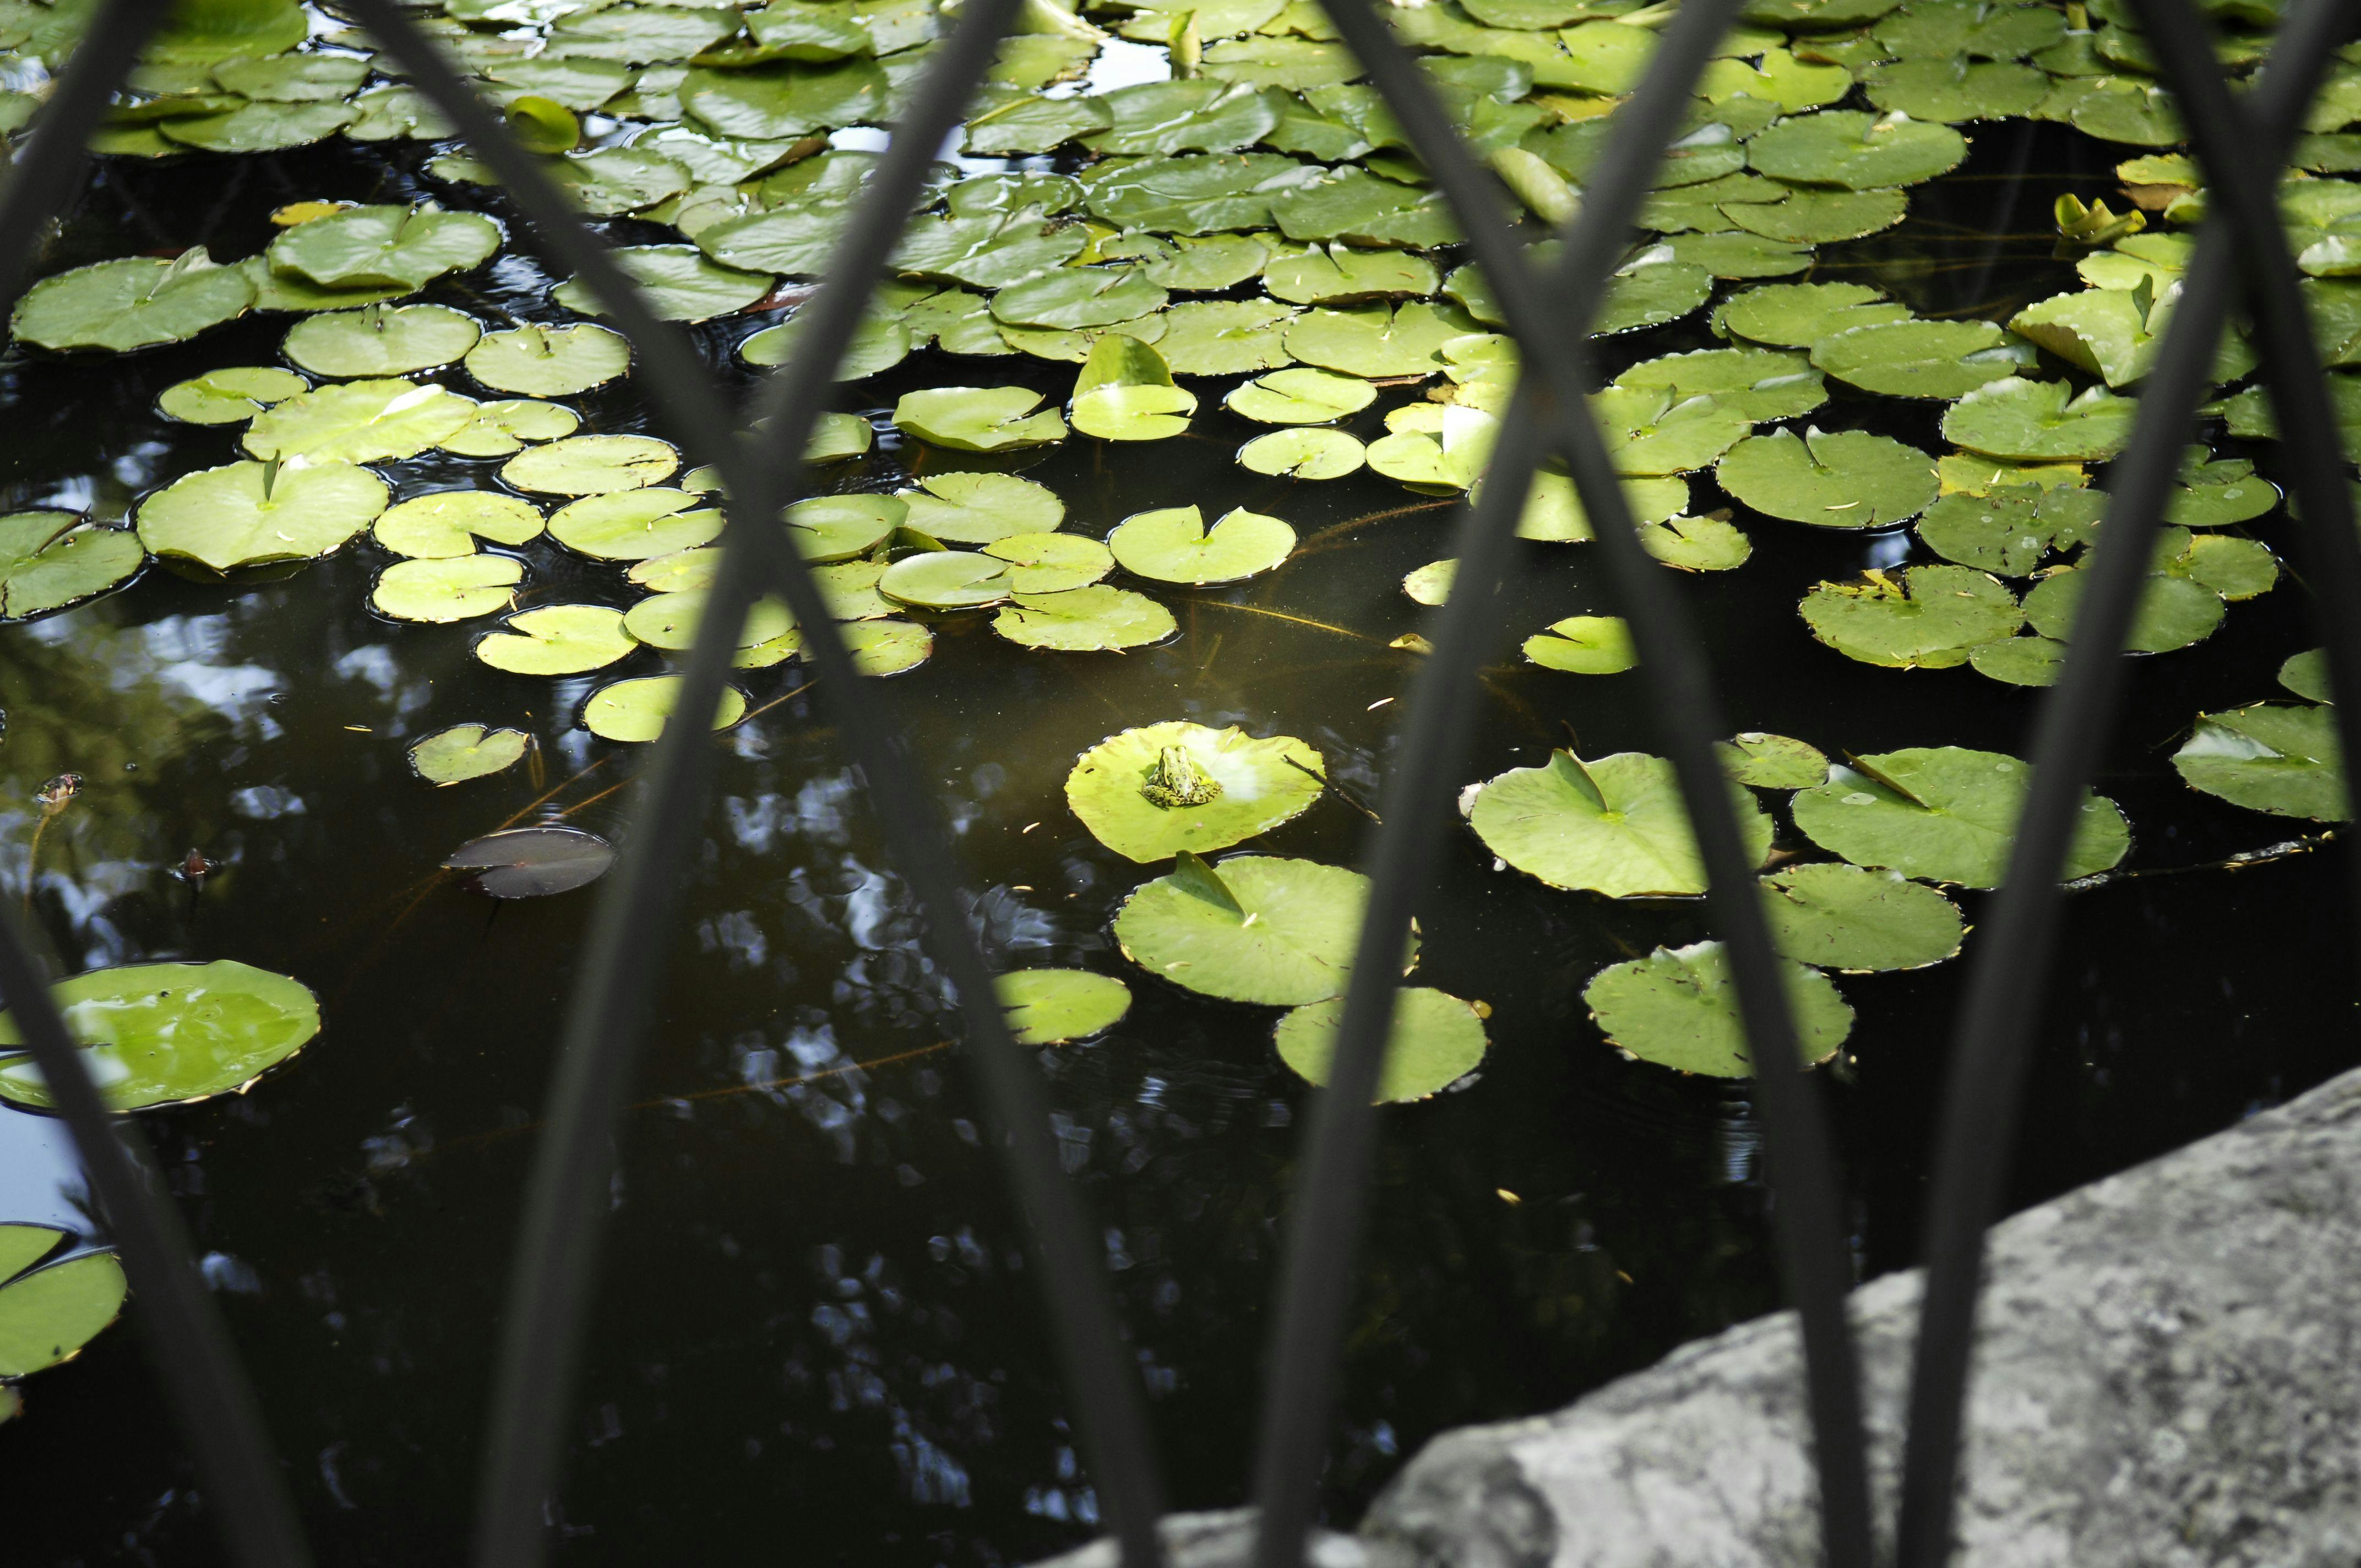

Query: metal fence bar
335 3 1171 1563
1894 1 2360 1561
0 6 315 1566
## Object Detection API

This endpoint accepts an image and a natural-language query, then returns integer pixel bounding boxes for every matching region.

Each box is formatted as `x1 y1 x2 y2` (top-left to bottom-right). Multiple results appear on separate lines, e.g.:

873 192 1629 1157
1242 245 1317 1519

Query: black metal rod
0 6 315 1565
339 6 1168 1564
1248 4 1871 1566
1894 3 2355 1562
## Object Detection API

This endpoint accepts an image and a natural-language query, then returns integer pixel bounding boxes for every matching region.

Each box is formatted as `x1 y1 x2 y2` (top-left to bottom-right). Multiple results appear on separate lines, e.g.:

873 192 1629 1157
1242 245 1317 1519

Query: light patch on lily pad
879 550 1017 610
1469 750 1773 897
787 494 904 562
266 204 501 291
981 532 1114 594
1791 747 2130 887
1273 988 1488 1102
842 619 933 677
998 969 1133 1045
410 724 531 785
1108 505 1294 585
1112 853 1400 1005
1067 720 1325 863
582 676 749 743
1810 319 2032 399
1584 941 1850 1077
552 243 773 322
138 461 388 572
0 960 322 1112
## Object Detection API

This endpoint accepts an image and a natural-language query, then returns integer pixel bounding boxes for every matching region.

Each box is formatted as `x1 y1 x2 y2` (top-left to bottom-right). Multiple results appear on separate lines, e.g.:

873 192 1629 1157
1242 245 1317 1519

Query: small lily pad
1070 335 1198 441
374 492 545 558
1225 366 1376 424
843 619 932 676
981 532 1114 594
474 604 637 674
1068 721 1326 863
443 826 617 897
549 489 722 559
2172 704 2348 821
1791 747 2130 887
1522 616 1636 673
2281 650 2333 704
993 586 1177 651
1470 750 1773 897
894 386 1069 451
465 323 632 396
1716 280 1911 347
439 398 581 459
998 969 1133 1045
0 960 322 1112
1717 427 1936 526
1762 863 1965 971
0 1244 126 1378
138 461 388 571
158 366 308 423
1112 853 1396 1005
1239 427 1366 479
410 724 530 784
581 677 749 743
622 592 797 663
501 434 681 495
2021 565 2225 654
282 304 482 378
0 514 144 620
1748 107 1968 189
372 554 525 623
1942 377 2136 462
13 249 254 352
787 495 904 562
893 471 1062 545
552 244 773 322
879 550 1016 610
1273 987 1489 1102
1108 505 1294 585
1722 732 1829 789
1584 941 1850 1077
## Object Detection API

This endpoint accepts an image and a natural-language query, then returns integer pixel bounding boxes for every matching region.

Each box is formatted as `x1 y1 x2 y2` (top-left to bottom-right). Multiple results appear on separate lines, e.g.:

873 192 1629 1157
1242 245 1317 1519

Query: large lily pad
1762 863 1965 971
1284 302 1479 378
1584 941 1851 1077
1748 107 1968 188
1067 721 1325 862
13 249 253 352
1791 747 2130 886
1070 335 1197 440
1942 377 2136 462
878 550 1016 611
1716 427 1936 526
552 244 773 321
1225 366 1377 423
1717 280 1912 347
550 489 722 559
894 471 1062 544
1470 750 1773 897
1273 987 1489 1102
894 386 1068 451
0 960 322 1112
138 461 388 571
1810 319 2032 398
266 204 500 291
282 304 482 378
466 323 632 396
0 514 144 620
1086 79 1282 156
993 586 1177 651
243 379 477 463
158 366 308 424
1108 505 1294 585
372 555 525 623
2172 704 2348 821
1112 853 1397 1004
502 434 681 495
581 676 749 742
1800 565 2022 668
475 604 638 675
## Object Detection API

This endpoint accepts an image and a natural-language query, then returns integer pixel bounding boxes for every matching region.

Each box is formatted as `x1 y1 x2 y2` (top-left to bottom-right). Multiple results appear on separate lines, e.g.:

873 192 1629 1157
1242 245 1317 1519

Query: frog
1139 744 1223 809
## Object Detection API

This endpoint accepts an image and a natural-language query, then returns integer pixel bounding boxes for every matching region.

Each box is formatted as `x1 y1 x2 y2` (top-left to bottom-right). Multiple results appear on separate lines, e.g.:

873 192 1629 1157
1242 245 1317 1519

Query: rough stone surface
1030 1065 2361 1568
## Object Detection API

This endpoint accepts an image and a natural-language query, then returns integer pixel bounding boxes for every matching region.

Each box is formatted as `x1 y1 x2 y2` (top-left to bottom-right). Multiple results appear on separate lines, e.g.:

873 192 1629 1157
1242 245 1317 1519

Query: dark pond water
1 119 2353 1567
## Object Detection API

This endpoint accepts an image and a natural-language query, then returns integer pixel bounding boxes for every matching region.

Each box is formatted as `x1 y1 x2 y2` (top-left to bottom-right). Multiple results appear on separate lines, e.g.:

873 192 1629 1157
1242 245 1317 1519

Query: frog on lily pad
1140 744 1225 808
1067 720 1325 862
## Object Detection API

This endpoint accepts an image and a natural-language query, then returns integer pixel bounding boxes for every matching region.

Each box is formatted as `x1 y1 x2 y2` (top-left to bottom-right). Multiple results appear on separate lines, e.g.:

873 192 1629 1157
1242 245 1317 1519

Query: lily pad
466 323 632 396
0 960 322 1112
1791 747 2130 886
1723 185 1909 243
159 365 308 423
243 379 477 464
1584 941 1851 1077
1284 302 1480 379
1748 107 1968 188
997 969 1133 1045
993 586 1177 651
893 471 1062 544
842 619 932 676
1071 335 1198 440
786 494 903 561
1273 987 1489 1102
443 826 617 898
1716 427 1936 526
0 514 144 620
1522 616 1637 673
1225 366 1377 423
991 266 1169 331
1914 485 2099 576
1112 853 1395 1004
266 204 499 291
374 492 545 558
981 533 1114 594
1085 79 1282 156
739 313 910 379
13 249 254 353
0 1244 126 1378
1715 280 1911 347
1800 565 2022 668
2021 565 2226 654
438 399 581 459
1722 732 1829 789
282 304 481 378
2172 704 2348 821
1265 244 1437 306
1067 721 1325 863
1969 634 2069 687
138 461 388 571
372 554 525 623
894 386 1069 451
622 592 797 663
2281 650 2333 703
410 724 531 784
502 434 681 495
1239 427 1366 479
1640 514 1754 570
552 244 773 322
1943 377 2136 462
1108 505 1295 585
550 489 722 559
1154 300 1298 375
879 550 1016 610
581 677 749 743
1471 750 1772 897
474 604 638 675
1763 862 1965 970
1810 319 2032 398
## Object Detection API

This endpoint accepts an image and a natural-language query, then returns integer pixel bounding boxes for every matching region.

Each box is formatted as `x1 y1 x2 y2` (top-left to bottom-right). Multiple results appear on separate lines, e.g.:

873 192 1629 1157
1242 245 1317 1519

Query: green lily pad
159 365 308 423
992 266 1170 333
894 386 1069 451
1864 58 2047 122
552 244 773 322
981 532 1114 594
1791 747 2130 886
2173 704 2348 820
1943 377 2136 462
1108 505 1295 585
1613 346 1826 422
581 676 749 742
2281 650 2333 703
1967 634 2068 687
1068 721 1325 863
2021 565 2226 654
1112 853 1393 1004
964 89 1114 154
372 554 525 623
622 591 798 663
438 398 581 459
1716 427 1937 526
1071 335 1198 440
466 323 632 396
0 960 322 1112
1225 366 1376 423
890 209 1090 288
1085 78 1281 155
739 313 911 379
475 604 638 675
411 723 531 784
1800 564 2022 668
1273 987 1489 1102
157 97 356 153
1522 615 1636 673
2167 460 2278 528
841 618 932 676
1810 319 2032 398
878 549 1016 610
893 471 1061 545
267 204 499 291
786 494 904 562
1662 230 1815 279
1239 427 1366 479
0 1243 126 1378
1285 302 1479 378
1764 862 1965 971
549 489 722 559
502 433 681 496
997 969 1133 1045
1470 750 1773 897
1584 941 1851 1077
374 492 545 558
12 249 254 352
1640 514 1755 570
1716 280 1911 347
1102 232 1272 293
243 379 477 463
992 585 1177 651
1748 107 1967 188
1723 184 1909 243
1264 243 1436 306
282 304 481 378
1154 300 1298 375
241 254 414 314
151 0 308 62
1722 732 1829 789
0 514 144 620
138 461 387 571
678 57 889 138
1915 485 2100 576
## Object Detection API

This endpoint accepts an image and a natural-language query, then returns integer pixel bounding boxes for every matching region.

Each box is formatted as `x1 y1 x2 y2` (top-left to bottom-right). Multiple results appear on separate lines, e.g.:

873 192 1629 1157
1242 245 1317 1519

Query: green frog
1140 745 1223 809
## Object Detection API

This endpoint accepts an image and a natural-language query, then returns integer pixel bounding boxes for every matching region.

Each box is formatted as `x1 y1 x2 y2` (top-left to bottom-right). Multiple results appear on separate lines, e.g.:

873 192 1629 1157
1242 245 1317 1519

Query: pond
1 0 2356 1561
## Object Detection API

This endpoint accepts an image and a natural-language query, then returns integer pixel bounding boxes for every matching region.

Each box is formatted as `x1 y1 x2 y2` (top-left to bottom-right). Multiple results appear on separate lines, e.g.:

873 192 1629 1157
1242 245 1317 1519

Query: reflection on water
0 121 2351 1568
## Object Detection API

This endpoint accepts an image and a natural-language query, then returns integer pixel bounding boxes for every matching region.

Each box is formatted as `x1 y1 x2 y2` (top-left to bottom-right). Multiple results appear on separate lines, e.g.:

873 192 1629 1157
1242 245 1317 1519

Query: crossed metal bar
1 0 2356 1562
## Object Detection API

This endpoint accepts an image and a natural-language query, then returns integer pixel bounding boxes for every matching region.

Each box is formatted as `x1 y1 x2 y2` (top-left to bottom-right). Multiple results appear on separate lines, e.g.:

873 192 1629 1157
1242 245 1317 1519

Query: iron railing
2 0 2357 1562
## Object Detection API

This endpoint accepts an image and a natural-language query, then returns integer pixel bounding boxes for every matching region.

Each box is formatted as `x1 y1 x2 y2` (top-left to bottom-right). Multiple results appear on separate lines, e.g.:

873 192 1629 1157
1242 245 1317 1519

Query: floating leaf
787 494 903 562
1108 505 1295 585
438 398 580 459
266 204 500 291
1154 299 1297 375
243 379 478 463
1715 280 1911 347
2173 704 2348 820
12 249 253 352
1264 243 1436 305
998 969 1133 1045
1085 78 1281 155
374 492 545 558
410 723 531 784
549 489 722 559
879 550 1016 610
372 555 525 623
0 514 144 620
1943 377 2136 462
1640 514 1753 570
739 313 910 379
981 532 1114 594
1470 750 1773 897
992 265 1169 331
158 365 307 423
842 618 932 676
1799 565 2022 668
138 461 387 571
1748 107 1968 189
443 826 617 897
474 604 637 675
466 323 632 396
1067 721 1325 863
2281 649 2333 704
1224 366 1376 423
1285 301 1479 378
552 243 773 321
282 304 481 378
1112 854 1395 1004
0 1240 124 1378
502 433 681 495
893 471 1061 544
992 585 1177 651
1762 863 1965 971
1584 941 1850 1077
1522 615 1636 673
1968 634 2068 687
1071 335 1198 440
1914 485 2100 576
1722 732 1829 789
1791 747 2130 886
894 386 1069 451
1716 427 1936 527
622 591 797 664
1810 319 2032 398
1273 987 1489 1102
1239 427 1366 479
0 961 322 1112
581 676 749 742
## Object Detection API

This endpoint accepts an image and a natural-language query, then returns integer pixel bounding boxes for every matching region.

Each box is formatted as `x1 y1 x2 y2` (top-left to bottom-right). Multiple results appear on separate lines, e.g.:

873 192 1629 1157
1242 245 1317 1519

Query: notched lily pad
1112 853 1399 1005
1791 747 2130 887
998 969 1133 1045
2173 704 2348 821
1068 721 1326 863
1109 505 1295 585
0 513 144 620
1762 863 1965 971
1469 750 1773 898
582 677 749 743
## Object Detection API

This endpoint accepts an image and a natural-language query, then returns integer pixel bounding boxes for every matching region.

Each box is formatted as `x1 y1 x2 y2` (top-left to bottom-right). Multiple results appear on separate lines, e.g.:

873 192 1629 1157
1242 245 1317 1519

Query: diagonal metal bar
1250 4 1870 1566
338 5 1168 1564
0 6 315 1565
1894 2 2357 1562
